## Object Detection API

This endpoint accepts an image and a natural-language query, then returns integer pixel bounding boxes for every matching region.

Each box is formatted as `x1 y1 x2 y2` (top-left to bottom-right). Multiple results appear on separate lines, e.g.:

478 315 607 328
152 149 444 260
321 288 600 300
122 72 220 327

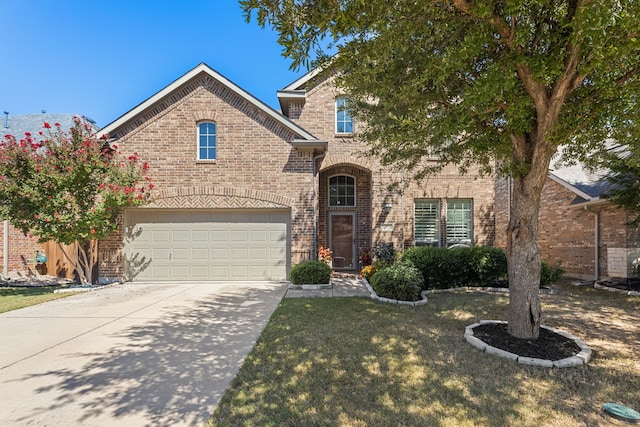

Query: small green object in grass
603 403 640 424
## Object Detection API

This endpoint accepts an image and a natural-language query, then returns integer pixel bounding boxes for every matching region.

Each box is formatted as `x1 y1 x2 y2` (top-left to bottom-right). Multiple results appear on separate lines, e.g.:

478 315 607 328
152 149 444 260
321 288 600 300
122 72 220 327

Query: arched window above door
329 175 355 207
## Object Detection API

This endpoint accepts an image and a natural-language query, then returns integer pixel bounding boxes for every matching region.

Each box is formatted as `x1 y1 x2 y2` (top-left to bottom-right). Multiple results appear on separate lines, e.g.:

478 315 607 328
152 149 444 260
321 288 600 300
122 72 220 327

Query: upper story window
198 122 217 160
336 98 353 134
329 175 355 207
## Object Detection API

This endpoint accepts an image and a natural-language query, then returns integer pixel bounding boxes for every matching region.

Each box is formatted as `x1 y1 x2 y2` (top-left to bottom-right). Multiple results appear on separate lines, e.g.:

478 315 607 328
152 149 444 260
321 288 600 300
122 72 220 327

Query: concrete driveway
0 281 287 427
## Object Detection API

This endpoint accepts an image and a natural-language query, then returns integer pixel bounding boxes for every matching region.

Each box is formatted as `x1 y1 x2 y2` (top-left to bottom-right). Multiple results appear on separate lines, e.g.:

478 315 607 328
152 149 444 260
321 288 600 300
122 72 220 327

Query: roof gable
100 63 319 142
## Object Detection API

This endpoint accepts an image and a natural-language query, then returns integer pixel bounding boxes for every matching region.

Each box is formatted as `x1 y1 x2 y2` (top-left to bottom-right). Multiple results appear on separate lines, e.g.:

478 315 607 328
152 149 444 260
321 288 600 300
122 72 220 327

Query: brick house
94 63 496 282
7 63 633 283
495 154 640 281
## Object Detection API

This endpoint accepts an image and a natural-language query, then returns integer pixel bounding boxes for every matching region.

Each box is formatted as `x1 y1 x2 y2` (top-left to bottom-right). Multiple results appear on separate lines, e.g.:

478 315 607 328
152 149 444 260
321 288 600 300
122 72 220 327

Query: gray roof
2 113 97 139
548 143 622 205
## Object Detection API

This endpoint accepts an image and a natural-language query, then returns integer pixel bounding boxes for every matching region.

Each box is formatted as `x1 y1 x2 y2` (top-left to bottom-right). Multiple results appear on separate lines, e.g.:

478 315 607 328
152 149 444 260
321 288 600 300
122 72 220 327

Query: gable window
198 122 217 160
329 175 355 207
336 98 353 134
446 199 473 247
414 200 440 246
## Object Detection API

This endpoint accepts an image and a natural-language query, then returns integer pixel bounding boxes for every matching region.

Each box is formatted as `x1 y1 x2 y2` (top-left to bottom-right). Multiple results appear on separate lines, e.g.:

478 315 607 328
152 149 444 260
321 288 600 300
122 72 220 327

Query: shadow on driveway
3 282 286 427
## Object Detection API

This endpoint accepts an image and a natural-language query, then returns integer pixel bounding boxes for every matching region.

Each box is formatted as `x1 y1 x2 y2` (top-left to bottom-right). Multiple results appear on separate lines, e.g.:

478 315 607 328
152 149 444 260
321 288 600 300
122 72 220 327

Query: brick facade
290 78 496 265
495 175 640 280
0 223 42 274
97 68 317 280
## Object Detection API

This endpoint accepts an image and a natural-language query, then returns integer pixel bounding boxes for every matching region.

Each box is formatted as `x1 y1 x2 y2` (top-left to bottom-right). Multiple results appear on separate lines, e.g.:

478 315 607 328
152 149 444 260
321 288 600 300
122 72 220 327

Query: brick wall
495 174 640 280
292 79 496 263
0 222 43 274
98 72 316 280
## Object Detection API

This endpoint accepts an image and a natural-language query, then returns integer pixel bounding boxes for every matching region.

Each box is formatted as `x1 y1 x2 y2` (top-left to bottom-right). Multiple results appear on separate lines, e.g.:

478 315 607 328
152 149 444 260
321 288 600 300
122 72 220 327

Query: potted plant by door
318 246 333 269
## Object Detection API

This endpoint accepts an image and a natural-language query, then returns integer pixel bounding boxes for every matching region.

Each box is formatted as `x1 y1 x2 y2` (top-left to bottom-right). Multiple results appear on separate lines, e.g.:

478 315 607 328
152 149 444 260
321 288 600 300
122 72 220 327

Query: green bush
370 261 424 301
290 260 331 285
372 241 396 269
402 246 508 290
540 262 564 287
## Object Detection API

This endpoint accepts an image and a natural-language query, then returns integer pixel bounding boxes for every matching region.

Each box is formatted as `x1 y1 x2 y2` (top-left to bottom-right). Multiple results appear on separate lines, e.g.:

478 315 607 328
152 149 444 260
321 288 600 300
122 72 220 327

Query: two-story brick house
95 63 497 282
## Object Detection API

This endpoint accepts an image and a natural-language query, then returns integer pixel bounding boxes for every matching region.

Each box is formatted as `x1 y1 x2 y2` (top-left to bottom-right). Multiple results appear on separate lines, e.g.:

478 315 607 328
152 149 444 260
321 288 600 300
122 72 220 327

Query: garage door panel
172 248 190 260
192 248 209 260
126 210 289 281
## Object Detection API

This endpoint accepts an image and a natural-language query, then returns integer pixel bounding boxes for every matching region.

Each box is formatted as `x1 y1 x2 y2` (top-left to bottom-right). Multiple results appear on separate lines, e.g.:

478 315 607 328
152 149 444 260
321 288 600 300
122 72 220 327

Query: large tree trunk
506 173 545 339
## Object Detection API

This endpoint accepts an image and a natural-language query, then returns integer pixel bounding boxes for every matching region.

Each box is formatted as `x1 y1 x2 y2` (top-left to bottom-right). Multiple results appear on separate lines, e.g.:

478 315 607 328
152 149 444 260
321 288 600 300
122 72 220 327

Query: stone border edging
54 281 121 293
594 282 640 297
362 278 429 306
287 283 332 290
424 286 555 295
465 320 593 368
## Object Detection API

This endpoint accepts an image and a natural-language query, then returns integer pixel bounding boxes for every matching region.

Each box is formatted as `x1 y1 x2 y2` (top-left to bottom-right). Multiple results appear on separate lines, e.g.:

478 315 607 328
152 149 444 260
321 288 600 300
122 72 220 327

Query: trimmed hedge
402 246 507 290
370 261 424 301
402 246 566 290
290 260 331 285
541 262 565 287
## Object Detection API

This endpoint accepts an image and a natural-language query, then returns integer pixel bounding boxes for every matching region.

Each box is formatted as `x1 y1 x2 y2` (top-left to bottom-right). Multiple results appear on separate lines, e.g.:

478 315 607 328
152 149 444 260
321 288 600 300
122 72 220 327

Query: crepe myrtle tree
242 0 640 338
0 117 153 285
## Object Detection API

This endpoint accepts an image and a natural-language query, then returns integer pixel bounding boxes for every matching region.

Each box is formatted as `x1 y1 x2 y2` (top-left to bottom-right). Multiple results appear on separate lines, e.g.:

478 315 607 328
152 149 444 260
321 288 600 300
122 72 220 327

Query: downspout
313 152 326 260
585 206 600 281
3 220 8 277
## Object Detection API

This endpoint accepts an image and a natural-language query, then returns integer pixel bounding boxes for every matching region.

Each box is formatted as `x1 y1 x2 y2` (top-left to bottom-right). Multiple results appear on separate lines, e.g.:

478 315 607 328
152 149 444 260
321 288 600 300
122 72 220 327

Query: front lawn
208 280 639 426
0 286 78 313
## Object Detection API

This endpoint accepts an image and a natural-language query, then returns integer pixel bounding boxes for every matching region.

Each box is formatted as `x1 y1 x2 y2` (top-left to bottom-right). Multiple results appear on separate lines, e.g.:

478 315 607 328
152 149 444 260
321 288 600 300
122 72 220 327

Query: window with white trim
198 122 217 160
446 199 473 247
336 98 353 134
414 200 440 246
329 175 355 207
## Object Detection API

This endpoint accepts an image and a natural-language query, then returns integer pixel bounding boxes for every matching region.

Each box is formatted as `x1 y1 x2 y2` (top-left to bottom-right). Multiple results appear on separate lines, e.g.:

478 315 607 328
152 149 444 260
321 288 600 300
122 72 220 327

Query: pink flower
24 132 31 137
54 123 61 127
43 122 51 129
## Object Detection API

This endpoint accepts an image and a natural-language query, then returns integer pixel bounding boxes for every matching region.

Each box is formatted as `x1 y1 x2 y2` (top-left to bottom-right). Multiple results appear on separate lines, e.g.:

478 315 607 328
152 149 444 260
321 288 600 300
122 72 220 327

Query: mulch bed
472 322 582 360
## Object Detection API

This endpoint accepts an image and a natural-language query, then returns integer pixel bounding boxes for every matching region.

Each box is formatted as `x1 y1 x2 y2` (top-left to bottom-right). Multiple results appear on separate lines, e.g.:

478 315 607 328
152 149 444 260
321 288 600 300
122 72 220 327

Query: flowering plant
0 117 153 284
318 246 333 262
360 265 377 280
359 248 372 266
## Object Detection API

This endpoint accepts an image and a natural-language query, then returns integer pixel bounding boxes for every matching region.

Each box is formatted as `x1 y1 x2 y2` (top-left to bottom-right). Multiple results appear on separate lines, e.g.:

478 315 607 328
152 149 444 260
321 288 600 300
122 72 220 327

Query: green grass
208 280 640 426
0 285 78 313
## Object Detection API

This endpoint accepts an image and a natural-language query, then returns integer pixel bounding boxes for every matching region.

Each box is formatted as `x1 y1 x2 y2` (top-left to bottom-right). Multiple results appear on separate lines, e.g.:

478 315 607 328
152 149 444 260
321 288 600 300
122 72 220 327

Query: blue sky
2 0 306 128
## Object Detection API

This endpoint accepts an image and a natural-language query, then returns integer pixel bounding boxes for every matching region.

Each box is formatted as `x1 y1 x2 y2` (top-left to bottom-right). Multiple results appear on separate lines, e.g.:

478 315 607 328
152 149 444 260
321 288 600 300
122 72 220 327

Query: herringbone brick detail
149 195 287 209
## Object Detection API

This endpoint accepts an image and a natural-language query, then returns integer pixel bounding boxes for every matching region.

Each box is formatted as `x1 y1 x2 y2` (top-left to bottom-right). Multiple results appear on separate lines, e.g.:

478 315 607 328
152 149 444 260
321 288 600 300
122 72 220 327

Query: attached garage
124 209 290 281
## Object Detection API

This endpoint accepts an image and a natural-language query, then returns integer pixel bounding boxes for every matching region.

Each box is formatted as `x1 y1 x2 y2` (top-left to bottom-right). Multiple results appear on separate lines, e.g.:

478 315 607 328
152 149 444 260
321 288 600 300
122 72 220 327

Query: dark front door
329 213 355 269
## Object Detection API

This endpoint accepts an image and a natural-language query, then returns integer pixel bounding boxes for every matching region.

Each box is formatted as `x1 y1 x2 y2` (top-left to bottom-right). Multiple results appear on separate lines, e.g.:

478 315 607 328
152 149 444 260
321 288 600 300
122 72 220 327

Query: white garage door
124 209 289 281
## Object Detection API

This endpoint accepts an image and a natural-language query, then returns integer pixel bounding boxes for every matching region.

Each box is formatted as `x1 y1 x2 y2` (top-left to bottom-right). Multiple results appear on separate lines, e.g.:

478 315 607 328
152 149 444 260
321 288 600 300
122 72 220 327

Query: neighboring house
0 113 96 278
495 151 640 281
96 63 497 283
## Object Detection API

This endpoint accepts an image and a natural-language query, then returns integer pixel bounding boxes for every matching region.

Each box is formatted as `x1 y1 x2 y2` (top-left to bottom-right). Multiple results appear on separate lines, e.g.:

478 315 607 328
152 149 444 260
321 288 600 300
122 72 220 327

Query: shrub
540 262 564 287
290 260 331 284
372 241 396 268
370 261 424 301
402 246 508 290
458 246 508 286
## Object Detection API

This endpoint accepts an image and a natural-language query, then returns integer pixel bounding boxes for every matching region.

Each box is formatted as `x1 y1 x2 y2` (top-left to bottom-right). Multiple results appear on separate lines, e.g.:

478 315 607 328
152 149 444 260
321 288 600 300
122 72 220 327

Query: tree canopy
0 117 153 284
243 0 640 339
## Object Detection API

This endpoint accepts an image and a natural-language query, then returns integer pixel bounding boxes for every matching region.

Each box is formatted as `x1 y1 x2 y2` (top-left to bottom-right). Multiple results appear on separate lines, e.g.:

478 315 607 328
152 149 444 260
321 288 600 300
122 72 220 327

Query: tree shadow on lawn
14 284 285 427
211 290 639 427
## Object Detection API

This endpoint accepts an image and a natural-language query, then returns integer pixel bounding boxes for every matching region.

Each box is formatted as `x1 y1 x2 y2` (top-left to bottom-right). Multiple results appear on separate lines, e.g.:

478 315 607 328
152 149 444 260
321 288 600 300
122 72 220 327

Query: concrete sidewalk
284 275 370 298
0 281 286 427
